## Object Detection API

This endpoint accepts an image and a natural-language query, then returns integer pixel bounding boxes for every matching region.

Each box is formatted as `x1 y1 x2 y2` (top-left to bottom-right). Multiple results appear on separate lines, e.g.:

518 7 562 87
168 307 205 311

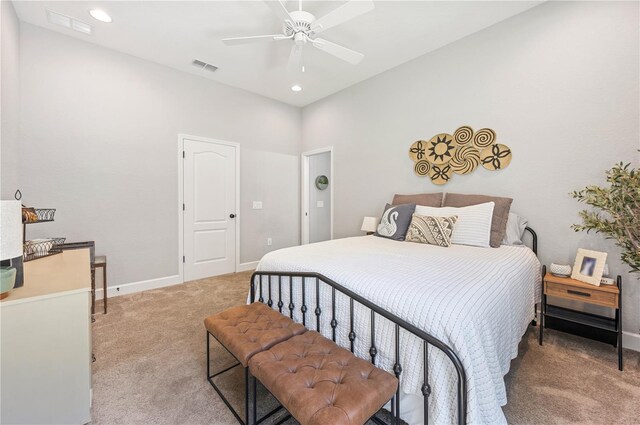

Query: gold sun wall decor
408 126 512 184
426 133 456 165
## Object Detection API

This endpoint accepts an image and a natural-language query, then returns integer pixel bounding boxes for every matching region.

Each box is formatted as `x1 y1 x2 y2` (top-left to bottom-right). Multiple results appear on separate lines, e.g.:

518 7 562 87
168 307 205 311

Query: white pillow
415 202 495 248
502 212 528 246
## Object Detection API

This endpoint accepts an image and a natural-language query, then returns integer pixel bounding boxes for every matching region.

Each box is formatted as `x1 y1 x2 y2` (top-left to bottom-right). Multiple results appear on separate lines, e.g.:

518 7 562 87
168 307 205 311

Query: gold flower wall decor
408 126 512 185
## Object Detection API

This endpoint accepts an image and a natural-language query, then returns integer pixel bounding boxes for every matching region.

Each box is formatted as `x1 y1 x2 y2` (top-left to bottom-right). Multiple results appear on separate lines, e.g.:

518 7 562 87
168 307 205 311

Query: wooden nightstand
540 270 623 371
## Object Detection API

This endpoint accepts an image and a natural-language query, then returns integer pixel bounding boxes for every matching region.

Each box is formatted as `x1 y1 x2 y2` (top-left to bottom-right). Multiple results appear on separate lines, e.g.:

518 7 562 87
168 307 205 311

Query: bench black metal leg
206 331 283 425
206 331 245 425
252 372 257 424
245 368 250 425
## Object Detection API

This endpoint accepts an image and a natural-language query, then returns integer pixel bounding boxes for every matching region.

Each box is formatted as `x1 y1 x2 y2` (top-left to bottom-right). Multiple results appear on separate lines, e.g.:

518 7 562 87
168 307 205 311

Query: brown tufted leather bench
204 302 307 424
249 331 399 425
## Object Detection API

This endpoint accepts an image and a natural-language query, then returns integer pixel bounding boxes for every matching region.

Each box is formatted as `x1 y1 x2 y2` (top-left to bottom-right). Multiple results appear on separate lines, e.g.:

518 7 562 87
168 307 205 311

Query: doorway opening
178 134 240 282
301 147 333 245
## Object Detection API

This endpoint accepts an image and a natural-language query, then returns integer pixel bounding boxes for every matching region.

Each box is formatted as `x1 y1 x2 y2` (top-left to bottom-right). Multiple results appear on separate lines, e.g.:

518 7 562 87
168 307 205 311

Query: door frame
301 146 334 244
178 133 240 283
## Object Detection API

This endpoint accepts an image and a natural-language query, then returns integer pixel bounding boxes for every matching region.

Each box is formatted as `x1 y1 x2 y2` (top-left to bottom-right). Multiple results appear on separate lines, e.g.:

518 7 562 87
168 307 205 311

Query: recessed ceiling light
89 9 112 23
291 85 302 92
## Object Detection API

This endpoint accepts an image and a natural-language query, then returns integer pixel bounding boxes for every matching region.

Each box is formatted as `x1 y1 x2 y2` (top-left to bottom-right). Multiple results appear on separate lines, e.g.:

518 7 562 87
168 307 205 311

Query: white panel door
183 139 236 281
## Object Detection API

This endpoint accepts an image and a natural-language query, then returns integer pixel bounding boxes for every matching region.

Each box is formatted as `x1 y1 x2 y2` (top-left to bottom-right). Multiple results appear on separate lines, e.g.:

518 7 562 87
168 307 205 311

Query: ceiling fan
222 0 374 73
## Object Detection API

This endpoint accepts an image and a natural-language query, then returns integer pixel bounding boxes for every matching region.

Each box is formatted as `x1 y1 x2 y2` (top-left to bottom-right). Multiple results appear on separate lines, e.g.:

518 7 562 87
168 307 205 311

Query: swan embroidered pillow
374 203 416 241
406 214 458 247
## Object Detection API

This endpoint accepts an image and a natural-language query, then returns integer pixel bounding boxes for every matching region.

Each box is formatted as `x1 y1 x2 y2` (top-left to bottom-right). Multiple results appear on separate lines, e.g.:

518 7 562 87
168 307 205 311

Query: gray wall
302 2 640 335
1 0 20 199
17 24 302 285
308 152 331 243
241 148 299 263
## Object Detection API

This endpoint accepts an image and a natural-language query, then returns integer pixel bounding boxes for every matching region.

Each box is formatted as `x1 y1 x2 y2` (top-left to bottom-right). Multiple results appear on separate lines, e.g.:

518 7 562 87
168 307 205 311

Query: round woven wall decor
428 164 453 185
453 126 474 145
414 160 431 176
449 145 481 175
408 140 427 162
472 128 496 149
426 133 456 165
480 144 512 170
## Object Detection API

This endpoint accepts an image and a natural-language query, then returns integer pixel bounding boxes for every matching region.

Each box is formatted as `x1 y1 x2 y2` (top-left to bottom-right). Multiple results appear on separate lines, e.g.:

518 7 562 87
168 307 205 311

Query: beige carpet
91 271 640 425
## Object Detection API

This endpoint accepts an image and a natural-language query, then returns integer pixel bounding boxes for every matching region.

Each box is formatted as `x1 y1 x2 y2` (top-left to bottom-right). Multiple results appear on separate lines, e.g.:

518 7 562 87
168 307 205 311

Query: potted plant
572 162 640 274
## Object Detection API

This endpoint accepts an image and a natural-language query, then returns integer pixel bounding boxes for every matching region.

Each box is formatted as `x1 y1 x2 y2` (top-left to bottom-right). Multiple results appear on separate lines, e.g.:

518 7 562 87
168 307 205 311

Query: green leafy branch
571 162 640 274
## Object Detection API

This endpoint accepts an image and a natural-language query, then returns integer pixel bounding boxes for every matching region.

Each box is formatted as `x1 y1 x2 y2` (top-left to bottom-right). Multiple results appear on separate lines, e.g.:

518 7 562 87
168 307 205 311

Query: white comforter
255 236 541 425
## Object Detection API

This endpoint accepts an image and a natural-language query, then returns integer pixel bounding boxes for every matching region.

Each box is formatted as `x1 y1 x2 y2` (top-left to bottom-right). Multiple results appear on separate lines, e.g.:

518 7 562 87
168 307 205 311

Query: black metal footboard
250 271 467 425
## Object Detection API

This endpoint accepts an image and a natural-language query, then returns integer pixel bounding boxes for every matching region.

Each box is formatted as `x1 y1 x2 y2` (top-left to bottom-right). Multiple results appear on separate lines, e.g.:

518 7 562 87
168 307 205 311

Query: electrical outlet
267 238 272 246
252 201 263 210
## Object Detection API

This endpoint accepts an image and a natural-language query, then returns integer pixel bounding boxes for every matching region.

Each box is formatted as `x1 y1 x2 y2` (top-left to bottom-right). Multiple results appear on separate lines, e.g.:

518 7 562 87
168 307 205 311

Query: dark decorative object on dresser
540 267 623 371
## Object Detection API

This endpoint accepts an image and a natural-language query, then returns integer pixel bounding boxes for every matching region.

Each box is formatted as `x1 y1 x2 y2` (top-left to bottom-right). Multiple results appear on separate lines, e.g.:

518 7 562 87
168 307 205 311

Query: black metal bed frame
249 271 466 425
207 227 538 425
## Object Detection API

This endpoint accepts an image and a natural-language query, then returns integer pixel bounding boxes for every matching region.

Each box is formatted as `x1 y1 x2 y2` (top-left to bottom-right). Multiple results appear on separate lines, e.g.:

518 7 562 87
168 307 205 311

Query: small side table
540 271 622 371
93 255 107 314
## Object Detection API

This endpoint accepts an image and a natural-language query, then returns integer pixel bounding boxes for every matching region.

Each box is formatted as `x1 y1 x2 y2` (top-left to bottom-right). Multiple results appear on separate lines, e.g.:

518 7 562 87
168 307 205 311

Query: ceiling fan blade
287 44 304 74
312 38 364 65
222 34 284 45
264 0 292 23
310 0 374 35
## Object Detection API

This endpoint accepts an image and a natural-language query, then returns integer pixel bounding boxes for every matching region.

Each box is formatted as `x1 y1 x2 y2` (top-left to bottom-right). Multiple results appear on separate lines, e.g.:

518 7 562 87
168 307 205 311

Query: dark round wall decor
315 175 329 190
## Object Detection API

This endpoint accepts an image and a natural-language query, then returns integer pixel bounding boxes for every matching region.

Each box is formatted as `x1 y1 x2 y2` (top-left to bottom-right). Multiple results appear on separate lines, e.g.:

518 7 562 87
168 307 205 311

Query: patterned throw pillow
405 214 458 247
374 203 416 241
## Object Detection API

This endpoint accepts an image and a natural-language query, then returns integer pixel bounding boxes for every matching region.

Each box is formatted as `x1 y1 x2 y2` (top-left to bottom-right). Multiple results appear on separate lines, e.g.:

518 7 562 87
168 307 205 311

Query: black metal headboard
524 226 538 255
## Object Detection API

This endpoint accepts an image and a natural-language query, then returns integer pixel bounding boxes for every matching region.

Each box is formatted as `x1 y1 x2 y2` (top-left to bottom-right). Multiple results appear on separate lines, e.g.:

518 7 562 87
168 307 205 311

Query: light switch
252 201 263 210
316 201 324 208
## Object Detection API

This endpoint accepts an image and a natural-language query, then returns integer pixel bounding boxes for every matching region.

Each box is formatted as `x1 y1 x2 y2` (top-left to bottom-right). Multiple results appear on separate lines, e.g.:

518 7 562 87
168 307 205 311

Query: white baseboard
95 274 182 300
238 261 258 272
623 331 640 352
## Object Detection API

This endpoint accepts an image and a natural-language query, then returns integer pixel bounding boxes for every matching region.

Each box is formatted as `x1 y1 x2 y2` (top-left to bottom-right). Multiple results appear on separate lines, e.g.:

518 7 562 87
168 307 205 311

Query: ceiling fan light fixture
291 85 303 92
89 9 113 23
222 0 373 67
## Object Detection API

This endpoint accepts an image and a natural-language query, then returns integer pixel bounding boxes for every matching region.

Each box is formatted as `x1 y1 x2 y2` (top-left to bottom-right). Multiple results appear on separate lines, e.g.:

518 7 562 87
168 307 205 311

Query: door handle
229 214 236 219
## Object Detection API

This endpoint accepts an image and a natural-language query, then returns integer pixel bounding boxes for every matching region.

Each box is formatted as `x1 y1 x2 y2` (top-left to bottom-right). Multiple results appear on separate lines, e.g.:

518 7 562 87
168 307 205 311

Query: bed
251 232 541 425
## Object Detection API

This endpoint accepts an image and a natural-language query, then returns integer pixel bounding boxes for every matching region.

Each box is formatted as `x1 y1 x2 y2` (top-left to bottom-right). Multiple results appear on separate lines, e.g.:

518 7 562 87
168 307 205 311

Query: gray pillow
502 212 528 246
374 203 416 240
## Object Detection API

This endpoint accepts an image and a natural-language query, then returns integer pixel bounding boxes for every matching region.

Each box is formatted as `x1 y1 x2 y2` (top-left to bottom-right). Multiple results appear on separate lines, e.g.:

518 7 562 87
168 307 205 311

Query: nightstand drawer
546 281 617 308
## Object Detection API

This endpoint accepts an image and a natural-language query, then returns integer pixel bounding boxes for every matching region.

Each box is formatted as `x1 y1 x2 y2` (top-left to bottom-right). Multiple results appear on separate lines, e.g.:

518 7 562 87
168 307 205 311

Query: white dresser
0 249 92 425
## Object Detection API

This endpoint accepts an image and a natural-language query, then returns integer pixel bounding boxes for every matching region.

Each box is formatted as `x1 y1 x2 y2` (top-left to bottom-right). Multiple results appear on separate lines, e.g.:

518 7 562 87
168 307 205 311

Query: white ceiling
13 1 542 107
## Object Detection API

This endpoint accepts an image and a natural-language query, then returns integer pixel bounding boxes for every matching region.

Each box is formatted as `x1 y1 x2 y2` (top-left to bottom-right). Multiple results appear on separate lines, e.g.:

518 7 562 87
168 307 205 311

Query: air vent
47 10 92 35
192 59 218 73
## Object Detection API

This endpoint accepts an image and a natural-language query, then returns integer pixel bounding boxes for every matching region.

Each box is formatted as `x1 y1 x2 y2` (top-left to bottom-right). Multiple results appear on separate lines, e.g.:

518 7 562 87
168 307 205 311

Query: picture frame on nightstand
571 248 607 286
